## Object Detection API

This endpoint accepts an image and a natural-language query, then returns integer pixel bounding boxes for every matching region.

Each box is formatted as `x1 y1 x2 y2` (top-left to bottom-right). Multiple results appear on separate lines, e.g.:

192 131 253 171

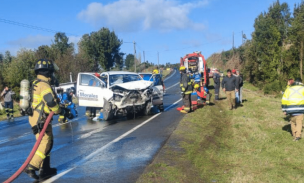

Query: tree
4 51 13 64
78 28 123 71
35 45 53 60
52 32 71 56
125 54 134 70
289 2 304 80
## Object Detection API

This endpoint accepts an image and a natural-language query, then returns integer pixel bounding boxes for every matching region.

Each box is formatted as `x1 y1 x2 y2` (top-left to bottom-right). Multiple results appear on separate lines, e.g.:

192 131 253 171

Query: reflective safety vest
282 85 304 114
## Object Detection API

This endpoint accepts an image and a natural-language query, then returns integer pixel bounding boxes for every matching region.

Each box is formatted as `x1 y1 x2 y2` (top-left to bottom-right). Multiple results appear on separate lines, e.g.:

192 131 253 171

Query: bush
263 80 281 94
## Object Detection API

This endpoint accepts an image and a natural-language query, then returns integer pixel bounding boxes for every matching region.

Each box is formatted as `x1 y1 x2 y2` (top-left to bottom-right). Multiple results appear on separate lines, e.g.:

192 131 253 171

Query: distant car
77 71 155 120
138 73 164 112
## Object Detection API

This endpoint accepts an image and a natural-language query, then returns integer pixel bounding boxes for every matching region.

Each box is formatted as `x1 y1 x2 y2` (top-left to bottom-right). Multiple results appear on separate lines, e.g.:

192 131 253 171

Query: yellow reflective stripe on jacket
35 150 46 159
50 105 60 113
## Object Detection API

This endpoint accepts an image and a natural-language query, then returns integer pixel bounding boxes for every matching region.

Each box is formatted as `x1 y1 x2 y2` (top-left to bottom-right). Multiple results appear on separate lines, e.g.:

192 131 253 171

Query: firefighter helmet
153 69 159 74
34 59 58 73
68 87 76 95
194 84 200 89
179 66 186 71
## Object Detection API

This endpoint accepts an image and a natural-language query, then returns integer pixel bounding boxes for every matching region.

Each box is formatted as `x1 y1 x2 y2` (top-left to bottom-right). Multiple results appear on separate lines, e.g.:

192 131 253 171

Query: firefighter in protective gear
180 66 193 113
23 59 62 181
282 78 304 141
58 87 78 123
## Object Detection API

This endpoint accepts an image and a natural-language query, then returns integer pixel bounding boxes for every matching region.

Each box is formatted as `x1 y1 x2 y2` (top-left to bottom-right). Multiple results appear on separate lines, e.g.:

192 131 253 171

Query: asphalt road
0 70 184 183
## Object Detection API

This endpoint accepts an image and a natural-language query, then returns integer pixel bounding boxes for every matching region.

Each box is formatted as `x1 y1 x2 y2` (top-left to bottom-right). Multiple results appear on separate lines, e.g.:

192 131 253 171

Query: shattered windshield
109 74 142 86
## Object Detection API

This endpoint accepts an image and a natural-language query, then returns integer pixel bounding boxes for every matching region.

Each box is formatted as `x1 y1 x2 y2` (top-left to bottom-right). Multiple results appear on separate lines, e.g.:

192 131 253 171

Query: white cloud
78 0 209 32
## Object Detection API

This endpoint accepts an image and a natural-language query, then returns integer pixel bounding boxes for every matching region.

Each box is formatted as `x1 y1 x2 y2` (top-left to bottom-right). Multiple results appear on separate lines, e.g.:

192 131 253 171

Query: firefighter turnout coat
29 75 61 169
282 84 304 114
180 73 193 95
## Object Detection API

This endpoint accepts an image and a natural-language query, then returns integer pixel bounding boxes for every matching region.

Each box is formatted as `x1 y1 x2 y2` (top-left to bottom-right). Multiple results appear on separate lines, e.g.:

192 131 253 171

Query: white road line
45 98 182 183
0 116 85 145
165 82 179 91
164 69 176 82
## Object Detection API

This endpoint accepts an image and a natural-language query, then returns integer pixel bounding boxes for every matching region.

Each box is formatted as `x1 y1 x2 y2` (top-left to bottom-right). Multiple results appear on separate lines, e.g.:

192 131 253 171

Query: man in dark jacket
232 69 242 105
213 69 221 101
222 69 239 110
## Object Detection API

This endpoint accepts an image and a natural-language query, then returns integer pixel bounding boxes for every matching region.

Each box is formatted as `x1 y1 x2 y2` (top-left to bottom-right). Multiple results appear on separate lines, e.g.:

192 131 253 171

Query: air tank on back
20 79 30 110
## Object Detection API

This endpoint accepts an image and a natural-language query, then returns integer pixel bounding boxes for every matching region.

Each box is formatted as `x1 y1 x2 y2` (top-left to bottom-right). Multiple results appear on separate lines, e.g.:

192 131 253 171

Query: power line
0 18 75 35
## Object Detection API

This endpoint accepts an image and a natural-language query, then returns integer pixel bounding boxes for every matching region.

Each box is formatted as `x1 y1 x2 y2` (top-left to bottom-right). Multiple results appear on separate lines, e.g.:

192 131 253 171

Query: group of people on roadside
215 69 243 110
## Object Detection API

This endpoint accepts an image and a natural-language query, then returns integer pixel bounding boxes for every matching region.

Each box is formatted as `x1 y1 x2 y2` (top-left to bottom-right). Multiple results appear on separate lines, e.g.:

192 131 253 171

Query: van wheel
103 100 114 121
159 104 164 112
143 102 152 116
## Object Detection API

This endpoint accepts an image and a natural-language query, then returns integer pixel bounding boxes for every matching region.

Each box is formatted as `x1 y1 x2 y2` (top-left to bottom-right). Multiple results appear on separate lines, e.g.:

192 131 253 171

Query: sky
0 0 301 66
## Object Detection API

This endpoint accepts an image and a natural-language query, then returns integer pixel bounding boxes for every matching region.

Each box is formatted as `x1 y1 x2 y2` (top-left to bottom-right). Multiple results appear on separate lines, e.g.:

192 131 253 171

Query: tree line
0 27 161 98
213 1 304 94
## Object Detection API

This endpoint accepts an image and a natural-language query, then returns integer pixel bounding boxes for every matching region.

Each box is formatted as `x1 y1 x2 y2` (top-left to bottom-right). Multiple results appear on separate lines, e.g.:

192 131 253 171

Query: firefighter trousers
29 114 54 169
4 101 13 117
183 94 191 112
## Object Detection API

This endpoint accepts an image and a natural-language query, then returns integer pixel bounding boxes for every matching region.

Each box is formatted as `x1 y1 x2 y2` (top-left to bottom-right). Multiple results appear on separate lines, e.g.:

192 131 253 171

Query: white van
77 71 154 120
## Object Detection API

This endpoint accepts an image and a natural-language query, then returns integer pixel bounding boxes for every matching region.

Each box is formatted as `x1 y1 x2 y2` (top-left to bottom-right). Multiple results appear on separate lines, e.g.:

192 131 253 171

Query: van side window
80 74 101 87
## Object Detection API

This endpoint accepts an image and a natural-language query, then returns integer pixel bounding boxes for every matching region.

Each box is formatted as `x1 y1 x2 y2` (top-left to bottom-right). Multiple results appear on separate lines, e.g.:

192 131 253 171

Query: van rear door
77 73 106 107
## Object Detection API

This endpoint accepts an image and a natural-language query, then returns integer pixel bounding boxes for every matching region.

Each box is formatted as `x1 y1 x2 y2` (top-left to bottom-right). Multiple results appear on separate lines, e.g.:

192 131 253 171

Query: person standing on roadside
221 69 238 110
232 69 242 105
238 71 244 105
213 69 221 101
282 78 304 141
179 66 193 114
1 86 15 120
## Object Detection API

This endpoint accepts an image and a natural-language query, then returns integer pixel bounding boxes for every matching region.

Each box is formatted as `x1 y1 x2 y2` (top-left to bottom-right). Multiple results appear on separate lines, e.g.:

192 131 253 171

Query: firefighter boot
39 156 57 181
24 164 39 180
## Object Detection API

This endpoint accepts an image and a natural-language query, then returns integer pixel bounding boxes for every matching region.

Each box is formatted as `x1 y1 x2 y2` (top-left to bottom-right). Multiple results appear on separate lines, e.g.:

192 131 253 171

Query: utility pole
157 52 160 73
133 41 136 72
232 32 234 50
143 51 145 63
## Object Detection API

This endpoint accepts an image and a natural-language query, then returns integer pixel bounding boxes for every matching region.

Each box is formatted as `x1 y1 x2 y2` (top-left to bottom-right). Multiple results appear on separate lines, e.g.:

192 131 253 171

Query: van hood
111 80 153 90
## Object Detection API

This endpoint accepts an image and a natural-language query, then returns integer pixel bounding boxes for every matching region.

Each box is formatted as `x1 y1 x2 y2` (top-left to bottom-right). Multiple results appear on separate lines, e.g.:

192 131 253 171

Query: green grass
161 70 171 79
138 81 304 183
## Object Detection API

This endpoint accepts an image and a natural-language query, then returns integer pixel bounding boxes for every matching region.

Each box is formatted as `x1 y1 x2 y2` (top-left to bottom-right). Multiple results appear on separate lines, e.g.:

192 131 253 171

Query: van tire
103 100 114 121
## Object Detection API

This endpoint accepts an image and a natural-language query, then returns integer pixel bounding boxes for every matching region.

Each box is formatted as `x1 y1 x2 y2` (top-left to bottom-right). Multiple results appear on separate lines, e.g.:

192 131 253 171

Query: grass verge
138 81 304 182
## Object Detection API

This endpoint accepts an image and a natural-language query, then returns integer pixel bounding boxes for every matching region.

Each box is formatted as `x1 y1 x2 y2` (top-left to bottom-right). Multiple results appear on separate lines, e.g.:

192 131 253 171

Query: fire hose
4 111 55 183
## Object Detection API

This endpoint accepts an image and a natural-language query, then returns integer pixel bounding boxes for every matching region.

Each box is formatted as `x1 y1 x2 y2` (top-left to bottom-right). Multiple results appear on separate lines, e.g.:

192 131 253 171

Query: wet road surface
0 70 184 183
